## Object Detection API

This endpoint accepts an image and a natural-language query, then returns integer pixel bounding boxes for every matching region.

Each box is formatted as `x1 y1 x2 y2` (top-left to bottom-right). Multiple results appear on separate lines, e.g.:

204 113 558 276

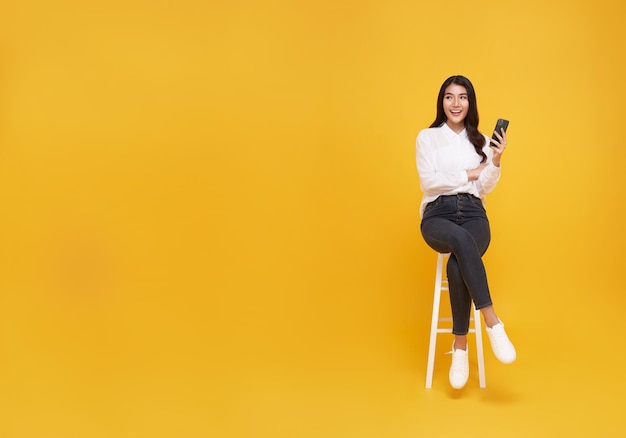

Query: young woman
416 75 516 389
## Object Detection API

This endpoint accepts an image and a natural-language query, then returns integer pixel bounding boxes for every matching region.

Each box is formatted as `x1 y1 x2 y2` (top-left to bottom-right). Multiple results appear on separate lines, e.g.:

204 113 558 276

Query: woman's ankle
453 337 468 350
480 305 500 328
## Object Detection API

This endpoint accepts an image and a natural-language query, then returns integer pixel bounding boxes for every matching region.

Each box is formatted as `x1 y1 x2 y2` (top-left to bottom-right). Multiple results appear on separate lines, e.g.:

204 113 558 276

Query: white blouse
416 123 501 216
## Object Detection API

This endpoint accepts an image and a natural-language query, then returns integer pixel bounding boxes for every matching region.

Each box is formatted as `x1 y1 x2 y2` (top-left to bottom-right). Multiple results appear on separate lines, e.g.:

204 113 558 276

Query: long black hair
429 75 486 163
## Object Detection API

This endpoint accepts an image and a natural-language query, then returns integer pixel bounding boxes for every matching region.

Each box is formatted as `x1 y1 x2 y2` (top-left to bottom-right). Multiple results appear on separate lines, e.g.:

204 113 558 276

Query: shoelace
489 325 508 348
446 349 468 374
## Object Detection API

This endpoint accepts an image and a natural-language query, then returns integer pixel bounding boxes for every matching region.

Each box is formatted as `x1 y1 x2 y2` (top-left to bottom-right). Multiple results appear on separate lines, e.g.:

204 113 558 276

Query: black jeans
420 193 492 335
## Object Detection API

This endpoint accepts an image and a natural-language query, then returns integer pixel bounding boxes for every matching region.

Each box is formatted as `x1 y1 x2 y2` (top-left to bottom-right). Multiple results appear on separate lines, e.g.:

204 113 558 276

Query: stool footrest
435 328 477 334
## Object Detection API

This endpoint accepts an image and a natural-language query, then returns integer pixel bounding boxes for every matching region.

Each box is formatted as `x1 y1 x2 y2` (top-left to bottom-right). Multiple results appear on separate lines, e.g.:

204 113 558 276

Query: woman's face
442 83 469 129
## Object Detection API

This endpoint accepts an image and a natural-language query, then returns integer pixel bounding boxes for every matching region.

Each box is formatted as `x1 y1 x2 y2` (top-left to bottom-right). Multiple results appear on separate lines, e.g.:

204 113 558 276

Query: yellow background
0 0 624 436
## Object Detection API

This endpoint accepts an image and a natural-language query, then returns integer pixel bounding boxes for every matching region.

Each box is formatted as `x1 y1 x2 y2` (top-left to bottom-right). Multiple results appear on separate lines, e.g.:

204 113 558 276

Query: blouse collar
442 122 467 139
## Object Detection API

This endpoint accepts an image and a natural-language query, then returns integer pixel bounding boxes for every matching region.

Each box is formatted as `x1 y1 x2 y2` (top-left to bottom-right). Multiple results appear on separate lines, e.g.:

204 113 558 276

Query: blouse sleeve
416 130 469 196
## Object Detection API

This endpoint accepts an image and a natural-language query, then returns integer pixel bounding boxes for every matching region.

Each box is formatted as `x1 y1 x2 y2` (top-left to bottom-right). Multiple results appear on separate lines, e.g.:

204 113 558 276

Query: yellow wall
0 0 625 436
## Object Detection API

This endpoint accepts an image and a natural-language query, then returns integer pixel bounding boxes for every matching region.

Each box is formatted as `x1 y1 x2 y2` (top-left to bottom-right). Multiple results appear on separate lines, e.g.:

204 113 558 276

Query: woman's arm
467 162 489 181
476 131 506 195
490 127 507 167
416 131 469 195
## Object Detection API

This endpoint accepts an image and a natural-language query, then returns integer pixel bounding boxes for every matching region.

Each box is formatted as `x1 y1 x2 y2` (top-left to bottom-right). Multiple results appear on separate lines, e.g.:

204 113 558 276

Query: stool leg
474 305 486 388
425 253 445 388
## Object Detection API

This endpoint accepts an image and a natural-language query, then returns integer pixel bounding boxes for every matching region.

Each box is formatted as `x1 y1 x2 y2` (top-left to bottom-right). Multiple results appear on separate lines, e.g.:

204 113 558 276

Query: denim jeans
420 193 492 335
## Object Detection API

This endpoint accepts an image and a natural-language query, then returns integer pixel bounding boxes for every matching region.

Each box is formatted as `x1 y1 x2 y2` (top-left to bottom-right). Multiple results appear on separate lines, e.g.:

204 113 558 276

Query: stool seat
425 253 486 388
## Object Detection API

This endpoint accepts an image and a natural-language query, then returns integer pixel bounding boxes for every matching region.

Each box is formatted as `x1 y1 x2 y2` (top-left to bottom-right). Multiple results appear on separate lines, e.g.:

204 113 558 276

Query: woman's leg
422 216 493 333
446 255 472 340
421 195 515 370
458 217 502 327
455 215 516 363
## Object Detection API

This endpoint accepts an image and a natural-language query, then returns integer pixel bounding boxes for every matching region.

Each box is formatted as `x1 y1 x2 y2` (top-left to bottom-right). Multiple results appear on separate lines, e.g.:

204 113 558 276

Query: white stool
425 253 486 388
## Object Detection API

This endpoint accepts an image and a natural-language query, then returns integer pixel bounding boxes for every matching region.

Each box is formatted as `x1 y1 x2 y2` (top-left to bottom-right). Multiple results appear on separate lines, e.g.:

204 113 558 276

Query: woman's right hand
466 162 489 181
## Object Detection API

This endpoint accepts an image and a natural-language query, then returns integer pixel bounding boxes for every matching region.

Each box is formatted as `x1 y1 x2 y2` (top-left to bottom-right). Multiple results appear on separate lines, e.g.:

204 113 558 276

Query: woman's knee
448 230 477 252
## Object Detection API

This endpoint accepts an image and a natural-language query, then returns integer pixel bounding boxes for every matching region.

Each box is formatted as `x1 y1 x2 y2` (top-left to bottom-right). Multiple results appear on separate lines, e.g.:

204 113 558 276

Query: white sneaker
448 343 469 389
486 320 516 364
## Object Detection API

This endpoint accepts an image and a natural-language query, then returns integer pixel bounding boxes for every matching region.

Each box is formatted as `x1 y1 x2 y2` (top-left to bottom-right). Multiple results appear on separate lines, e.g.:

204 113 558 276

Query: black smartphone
491 118 509 144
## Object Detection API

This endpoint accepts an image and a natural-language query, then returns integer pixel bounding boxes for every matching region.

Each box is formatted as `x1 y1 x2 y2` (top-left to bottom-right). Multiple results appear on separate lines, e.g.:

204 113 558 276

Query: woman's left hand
490 128 507 167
